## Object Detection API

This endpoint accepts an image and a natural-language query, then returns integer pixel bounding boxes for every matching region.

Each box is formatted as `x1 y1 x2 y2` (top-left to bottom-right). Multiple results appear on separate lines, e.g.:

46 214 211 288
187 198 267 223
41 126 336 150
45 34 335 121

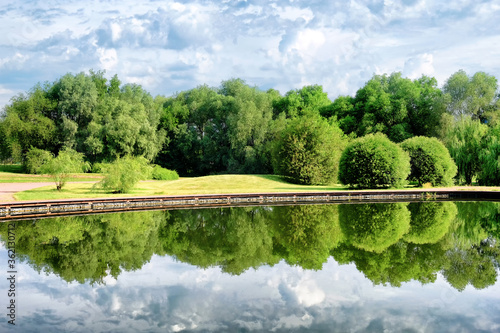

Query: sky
0 0 500 111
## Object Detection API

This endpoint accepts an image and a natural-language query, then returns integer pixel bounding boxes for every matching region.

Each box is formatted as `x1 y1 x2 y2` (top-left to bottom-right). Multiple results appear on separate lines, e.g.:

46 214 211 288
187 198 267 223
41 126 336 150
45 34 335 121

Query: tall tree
443 70 499 122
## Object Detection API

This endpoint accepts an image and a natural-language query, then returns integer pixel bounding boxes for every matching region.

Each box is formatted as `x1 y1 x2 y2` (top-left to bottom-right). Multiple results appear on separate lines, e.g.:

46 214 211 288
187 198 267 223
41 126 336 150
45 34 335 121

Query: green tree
220 79 275 173
272 85 331 119
400 136 457 186
40 148 90 190
24 147 53 174
339 133 410 188
443 70 499 122
0 85 57 161
478 125 500 185
273 114 346 185
95 155 151 193
445 118 488 185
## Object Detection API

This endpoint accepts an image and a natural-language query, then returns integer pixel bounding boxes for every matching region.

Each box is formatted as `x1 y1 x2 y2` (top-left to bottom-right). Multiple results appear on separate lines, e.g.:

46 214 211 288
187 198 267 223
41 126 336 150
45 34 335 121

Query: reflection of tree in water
270 205 343 270
404 202 457 244
159 207 279 275
339 203 410 253
1 201 499 290
0 211 165 284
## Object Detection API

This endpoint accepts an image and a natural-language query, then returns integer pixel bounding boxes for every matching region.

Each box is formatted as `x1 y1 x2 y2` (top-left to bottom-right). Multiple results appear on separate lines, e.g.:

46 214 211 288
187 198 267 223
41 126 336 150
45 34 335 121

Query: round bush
273 115 346 185
339 133 410 188
151 165 179 180
400 136 457 186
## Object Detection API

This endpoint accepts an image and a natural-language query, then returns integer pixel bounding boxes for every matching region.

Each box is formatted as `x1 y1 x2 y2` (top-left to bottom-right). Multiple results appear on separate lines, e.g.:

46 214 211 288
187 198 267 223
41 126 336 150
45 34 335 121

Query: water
1 202 499 332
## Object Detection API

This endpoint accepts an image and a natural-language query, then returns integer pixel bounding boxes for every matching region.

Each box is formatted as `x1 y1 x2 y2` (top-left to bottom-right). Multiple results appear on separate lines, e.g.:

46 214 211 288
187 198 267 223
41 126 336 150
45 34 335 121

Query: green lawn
14 175 349 201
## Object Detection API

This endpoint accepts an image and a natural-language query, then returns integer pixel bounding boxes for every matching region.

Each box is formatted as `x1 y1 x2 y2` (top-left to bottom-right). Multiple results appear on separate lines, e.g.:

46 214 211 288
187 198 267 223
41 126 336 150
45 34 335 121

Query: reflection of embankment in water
0 202 498 290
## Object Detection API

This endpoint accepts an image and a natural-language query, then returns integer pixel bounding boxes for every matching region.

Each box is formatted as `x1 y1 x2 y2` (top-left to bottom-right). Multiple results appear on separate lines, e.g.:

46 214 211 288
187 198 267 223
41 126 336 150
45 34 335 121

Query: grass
14 175 350 201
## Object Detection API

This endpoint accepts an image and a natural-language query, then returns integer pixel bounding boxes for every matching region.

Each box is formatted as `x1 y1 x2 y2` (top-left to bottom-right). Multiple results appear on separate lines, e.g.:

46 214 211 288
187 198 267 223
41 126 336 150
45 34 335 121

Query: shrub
273 115 346 185
91 162 110 174
95 156 150 193
338 133 410 188
400 136 457 187
151 165 179 180
40 148 90 190
24 147 53 174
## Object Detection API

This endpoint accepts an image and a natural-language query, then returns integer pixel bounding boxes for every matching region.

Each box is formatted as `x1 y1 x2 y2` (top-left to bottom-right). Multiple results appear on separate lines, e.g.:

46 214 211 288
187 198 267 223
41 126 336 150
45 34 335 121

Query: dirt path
0 183 57 202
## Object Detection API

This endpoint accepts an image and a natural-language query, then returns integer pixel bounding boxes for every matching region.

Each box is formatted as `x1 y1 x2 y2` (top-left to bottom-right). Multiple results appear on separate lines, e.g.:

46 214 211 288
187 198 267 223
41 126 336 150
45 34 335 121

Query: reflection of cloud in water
2 252 500 332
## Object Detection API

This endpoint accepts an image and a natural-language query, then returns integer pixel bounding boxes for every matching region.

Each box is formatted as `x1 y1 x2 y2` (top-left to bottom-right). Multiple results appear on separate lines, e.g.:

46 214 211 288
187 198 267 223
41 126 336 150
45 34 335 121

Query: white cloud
403 53 435 79
0 0 498 108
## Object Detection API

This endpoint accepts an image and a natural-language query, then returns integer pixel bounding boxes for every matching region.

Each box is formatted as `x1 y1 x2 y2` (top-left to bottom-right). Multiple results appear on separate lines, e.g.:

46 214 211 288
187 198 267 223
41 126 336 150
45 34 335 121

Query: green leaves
400 136 457 186
39 148 90 190
339 133 410 188
95 155 150 193
273 114 346 185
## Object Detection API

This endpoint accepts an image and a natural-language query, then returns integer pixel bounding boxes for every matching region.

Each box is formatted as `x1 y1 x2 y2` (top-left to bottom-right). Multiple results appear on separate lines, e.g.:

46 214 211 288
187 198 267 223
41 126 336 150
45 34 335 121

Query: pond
1 201 499 332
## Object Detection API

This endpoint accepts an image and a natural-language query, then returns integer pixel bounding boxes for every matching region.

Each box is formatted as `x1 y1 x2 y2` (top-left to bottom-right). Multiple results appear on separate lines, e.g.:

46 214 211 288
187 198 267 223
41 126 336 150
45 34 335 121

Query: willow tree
446 118 488 185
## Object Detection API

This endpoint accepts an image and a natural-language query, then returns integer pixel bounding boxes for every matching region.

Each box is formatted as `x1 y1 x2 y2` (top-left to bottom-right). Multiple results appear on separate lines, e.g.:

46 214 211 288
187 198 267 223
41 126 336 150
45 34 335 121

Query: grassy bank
14 175 349 201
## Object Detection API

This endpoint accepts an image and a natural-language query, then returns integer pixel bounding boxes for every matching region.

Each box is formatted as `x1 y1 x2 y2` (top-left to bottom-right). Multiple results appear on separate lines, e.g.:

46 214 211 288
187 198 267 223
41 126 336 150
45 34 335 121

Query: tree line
1 69 499 186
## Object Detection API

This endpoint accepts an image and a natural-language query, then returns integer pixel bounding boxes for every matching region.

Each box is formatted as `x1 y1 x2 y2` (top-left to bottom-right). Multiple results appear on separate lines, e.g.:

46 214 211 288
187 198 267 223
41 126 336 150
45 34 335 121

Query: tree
400 136 457 186
272 85 331 119
445 118 488 185
339 133 410 188
478 125 500 185
24 147 53 174
95 155 150 193
40 148 90 190
0 85 57 161
220 79 275 173
273 114 346 185
443 70 498 122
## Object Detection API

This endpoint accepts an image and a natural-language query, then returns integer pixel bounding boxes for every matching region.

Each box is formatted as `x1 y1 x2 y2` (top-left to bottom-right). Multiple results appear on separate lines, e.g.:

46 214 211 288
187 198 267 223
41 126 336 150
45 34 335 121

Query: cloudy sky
1 0 499 111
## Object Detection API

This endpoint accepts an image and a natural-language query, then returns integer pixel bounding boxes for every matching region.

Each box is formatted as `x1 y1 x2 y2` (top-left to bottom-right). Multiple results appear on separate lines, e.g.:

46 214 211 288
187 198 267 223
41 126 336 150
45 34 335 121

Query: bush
338 133 410 188
400 136 457 187
95 156 150 193
273 115 346 185
151 165 179 180
91 162 110 174
24 147 53 174
40 148 90 190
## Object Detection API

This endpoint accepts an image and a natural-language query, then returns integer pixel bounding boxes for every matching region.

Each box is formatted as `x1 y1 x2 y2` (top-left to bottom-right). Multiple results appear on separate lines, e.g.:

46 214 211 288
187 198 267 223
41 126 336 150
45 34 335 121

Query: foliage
443 70 499 122
445 118 488 185
272 85 331 118
339 203 411 253
273 114 346 185
40 148 90 190
478 125 500 185
95 155 151 193
151 165 179 180
339 133 410 188
404 202 457 244
24 147 53 174
329 73 446 141
400 136 457 186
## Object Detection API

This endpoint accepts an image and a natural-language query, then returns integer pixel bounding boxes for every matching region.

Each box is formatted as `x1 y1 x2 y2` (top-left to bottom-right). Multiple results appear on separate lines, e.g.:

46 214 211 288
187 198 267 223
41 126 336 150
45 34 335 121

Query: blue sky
1 0 499 110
